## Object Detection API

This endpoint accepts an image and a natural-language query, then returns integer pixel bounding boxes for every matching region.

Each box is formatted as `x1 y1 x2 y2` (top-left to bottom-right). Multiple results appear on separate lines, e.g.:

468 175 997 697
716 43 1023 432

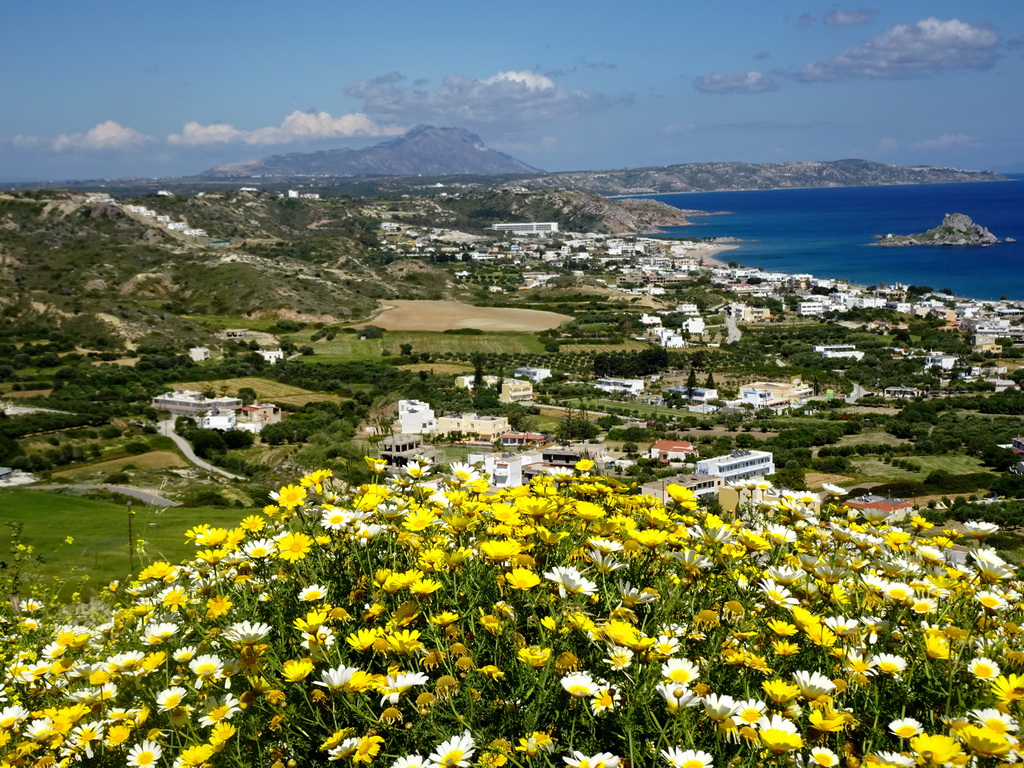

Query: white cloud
823 8 879 26
15 120 153 152
797 18 999 81
344 70 611 126
692 71 780 94
483 70 557 90
912 132 973 150
877 137 898 153
167 110 402 146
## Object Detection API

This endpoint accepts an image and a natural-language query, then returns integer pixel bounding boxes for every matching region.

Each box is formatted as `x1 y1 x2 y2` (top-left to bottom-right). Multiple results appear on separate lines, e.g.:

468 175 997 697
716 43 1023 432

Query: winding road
157 419 245 480
724 315 742 344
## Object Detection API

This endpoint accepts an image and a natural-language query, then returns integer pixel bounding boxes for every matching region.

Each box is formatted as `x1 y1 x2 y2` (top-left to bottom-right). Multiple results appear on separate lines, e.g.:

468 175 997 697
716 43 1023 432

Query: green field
52 450 187 479
560 341 649 353
167 376 345 405
186 315 286 332
302 331 546 362
849 453 993 483
0 490 254 598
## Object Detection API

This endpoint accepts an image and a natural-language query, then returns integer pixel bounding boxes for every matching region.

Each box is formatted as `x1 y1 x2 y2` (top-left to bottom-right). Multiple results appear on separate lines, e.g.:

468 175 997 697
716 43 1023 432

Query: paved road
724 315 742 344
29 484 180 506
158 419 245 480
845 382 871 403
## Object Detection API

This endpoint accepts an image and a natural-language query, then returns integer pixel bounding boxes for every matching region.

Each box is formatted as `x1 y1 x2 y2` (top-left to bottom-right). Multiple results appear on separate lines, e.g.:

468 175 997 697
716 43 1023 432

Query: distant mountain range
199 126 1006 194
202 126 541 178
518 159 1006 196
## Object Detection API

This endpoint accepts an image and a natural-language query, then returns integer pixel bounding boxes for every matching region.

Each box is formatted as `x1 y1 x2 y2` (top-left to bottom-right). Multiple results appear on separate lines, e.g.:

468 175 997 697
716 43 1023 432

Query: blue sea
650 175 1024 301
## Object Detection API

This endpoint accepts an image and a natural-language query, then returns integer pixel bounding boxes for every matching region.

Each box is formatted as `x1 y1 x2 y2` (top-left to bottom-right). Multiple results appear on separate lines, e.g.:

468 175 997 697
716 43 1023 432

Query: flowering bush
2 460 1024 768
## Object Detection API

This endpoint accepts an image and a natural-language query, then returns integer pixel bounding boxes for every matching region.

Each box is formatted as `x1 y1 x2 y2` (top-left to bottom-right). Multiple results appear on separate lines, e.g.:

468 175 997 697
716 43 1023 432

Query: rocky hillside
514 158 1005 195
437 189 694 233
203 126 541 178
877 212 1001 247
0 191 462 347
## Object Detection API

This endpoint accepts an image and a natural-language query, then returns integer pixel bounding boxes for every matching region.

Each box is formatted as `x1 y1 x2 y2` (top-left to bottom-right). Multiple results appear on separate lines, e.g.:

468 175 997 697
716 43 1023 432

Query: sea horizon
649 176 1024 302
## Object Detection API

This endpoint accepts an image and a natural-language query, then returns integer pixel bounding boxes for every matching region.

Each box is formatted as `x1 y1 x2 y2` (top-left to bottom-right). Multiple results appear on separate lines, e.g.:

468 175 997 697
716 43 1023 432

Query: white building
594 378 645 396
696 449 775 482
813 344 865 361
200 408 237 431
188 347 211 362
397 400 437 435
467 452 532 488
666 386 718 404
682 317 705 336
514 366 552 383
797 301 826 317
924 353 958 371
655 327 686 349
491 222 559 235
259 349 285 365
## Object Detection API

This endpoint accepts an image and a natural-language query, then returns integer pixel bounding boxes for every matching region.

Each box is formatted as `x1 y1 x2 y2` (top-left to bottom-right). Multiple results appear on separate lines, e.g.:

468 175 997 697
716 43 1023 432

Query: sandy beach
690 242 740 268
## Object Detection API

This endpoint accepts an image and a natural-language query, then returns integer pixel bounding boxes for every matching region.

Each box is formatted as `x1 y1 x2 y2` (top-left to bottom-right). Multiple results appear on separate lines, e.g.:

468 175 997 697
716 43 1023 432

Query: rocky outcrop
876 213 1000 247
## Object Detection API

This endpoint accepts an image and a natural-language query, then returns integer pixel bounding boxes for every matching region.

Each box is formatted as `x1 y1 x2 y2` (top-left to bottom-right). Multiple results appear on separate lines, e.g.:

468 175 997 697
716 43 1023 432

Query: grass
51 450 187 479
849 453 992 483
0 489 254 598
398 363 473 375
168 376 341 402
834 431 911 448
273 394 348 406
0 388 53 398
560 341 649 353
299 331 546 362
185 315 286 332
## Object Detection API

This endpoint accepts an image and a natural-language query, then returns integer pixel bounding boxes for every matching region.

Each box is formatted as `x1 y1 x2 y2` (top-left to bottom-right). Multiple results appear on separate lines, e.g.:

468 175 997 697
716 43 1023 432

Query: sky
3 0 1023 181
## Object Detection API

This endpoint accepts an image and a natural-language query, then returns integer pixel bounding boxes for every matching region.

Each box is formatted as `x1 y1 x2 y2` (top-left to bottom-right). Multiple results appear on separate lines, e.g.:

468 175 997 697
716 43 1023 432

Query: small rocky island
876 213 1000 246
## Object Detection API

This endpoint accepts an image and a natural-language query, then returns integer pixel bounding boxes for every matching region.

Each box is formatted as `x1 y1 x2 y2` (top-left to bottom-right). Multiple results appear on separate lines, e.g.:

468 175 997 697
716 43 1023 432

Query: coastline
695 243 739 268
609 176 1019 200
645 178 1024 302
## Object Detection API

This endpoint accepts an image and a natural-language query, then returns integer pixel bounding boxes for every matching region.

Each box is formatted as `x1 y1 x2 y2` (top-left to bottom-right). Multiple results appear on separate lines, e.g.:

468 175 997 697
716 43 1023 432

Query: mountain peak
202 126 540 178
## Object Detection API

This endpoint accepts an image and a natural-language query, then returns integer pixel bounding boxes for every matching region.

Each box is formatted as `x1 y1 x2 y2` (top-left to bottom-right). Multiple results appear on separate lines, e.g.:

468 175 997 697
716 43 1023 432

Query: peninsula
876 212 1001 247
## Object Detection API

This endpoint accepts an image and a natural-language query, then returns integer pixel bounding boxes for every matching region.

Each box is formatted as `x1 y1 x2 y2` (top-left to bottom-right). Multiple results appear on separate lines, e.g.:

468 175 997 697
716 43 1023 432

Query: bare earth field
398 363 474 375
168 377 344 404
362 300 571 332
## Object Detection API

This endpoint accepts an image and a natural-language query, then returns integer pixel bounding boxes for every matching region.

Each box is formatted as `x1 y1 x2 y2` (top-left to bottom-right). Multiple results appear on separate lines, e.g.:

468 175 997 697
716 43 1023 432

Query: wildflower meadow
2 458 1023 768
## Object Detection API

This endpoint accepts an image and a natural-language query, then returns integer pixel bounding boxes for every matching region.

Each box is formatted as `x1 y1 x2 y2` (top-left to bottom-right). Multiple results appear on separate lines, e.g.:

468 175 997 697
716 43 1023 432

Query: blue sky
3 0 1023 180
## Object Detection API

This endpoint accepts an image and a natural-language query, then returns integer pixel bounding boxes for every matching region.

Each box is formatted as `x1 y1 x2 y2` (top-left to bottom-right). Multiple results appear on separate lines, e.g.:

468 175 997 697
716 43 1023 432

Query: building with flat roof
641 473 724 500
152 390 243 416
514 366 552 383
696 449 774 482
594 377 645 396
397 400 437 435
435 413 511 439
379 434 439 470
455 375 533 404
491 222 559 235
